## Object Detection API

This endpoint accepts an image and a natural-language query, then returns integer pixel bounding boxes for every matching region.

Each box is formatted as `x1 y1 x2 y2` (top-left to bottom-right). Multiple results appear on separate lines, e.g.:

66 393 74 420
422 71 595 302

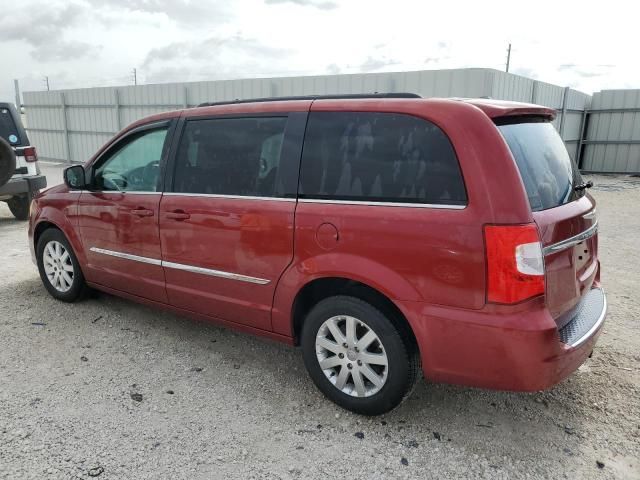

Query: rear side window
498 121 584 211
299 112 466 205
0 107 21 145
173 117 288 197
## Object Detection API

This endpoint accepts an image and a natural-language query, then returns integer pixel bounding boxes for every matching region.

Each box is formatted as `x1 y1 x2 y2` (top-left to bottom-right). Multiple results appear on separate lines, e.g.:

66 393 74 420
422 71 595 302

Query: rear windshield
498 120 584 211
0 107 21 146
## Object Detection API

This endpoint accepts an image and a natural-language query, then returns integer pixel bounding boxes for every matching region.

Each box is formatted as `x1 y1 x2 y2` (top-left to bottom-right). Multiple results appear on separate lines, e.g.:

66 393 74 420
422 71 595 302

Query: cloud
144 34 290 66
0 3 101 62
0 4 84 47
32 41 101 62
557 63 606 78
142 34 295 83
326 63 341 75
264 0 338 10
86 0 231 26
359 56 398 72
512 67 539 79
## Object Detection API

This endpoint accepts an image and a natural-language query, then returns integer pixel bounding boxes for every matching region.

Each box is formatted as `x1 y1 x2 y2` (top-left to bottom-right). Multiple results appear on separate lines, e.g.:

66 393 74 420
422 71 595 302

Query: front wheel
301 295 420 415
36 228 87 302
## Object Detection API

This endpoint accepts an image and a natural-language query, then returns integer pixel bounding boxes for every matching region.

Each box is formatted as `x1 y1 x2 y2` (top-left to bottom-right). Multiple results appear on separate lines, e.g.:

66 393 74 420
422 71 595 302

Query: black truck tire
0 137 16 187
7 192 32 220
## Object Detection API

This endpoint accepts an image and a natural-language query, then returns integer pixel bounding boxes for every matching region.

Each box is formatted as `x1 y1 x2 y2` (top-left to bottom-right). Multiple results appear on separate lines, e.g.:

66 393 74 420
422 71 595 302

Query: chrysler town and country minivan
28 94 606 415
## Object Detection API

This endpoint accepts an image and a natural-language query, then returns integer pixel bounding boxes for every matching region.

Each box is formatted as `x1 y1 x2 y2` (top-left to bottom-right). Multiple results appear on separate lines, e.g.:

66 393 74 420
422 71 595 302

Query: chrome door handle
131 208 154 217
166 210 190 220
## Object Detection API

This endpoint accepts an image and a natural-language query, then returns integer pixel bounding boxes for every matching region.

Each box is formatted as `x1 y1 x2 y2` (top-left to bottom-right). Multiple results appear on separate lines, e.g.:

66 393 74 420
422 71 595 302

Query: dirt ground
0 169 638 479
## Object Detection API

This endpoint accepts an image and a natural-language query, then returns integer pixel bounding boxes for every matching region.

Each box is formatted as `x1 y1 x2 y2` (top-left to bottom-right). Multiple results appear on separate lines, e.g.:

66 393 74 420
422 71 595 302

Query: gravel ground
0 169 638 479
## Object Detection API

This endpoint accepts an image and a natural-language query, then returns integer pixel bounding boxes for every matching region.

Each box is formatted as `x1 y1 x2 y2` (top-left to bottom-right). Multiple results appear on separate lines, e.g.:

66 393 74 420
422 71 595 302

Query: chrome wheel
43 240 74 293
315 315 389 397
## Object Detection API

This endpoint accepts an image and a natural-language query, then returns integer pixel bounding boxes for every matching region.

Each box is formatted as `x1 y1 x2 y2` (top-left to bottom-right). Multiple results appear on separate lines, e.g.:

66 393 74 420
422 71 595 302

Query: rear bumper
399 287 606 391
0 175 47 197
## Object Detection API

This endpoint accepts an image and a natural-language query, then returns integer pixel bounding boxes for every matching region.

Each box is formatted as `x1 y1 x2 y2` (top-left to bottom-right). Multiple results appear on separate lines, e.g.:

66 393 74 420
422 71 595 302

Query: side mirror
64 165 87 190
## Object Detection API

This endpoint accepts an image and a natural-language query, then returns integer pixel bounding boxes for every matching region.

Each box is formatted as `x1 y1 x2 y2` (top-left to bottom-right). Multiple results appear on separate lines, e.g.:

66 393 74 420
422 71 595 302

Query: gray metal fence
580 89 640 174
23 68 590 164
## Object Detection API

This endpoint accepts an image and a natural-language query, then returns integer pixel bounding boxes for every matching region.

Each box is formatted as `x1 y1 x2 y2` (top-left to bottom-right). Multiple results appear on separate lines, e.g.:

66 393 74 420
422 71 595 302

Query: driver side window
94 127 168 192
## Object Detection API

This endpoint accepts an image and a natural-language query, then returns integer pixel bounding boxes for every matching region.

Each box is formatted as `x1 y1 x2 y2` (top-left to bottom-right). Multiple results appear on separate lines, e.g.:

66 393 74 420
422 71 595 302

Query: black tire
301 295 420 415
36 228 88 302
7 192 31 220
0 137 16 188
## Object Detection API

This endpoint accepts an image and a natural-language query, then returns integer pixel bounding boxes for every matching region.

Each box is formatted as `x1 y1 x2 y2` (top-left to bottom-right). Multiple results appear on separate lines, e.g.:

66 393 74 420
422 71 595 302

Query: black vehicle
0 102 46 220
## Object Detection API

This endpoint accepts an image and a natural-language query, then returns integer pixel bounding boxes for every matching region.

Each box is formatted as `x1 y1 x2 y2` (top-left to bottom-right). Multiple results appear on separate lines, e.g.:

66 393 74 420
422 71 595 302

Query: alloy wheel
42 240 74 293
315 315 389 397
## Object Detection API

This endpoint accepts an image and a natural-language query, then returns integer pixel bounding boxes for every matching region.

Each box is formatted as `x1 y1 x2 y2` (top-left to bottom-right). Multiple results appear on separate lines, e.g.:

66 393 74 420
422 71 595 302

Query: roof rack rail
196 92 421 108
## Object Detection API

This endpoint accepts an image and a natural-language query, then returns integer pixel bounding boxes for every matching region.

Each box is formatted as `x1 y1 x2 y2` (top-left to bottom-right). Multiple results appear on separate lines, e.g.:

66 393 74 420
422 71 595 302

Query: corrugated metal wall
489 71 591 161
581 90 640 173
23 68 588 164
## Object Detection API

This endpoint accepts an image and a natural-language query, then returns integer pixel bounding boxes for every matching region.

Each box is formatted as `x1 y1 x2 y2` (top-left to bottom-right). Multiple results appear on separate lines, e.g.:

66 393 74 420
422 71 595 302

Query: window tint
0 107 21 145
94 128 168 191
173 117 288 197
498 121 583 211
299 112 466 205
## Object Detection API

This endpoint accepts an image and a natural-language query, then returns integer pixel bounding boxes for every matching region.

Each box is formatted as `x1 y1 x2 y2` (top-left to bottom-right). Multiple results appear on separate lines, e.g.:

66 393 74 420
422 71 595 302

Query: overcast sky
0 0 636 102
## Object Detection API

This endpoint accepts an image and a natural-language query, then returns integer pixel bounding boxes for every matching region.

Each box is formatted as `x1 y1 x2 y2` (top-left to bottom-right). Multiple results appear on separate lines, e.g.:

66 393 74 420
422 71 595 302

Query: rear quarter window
299 112 467 205
498 120 584 211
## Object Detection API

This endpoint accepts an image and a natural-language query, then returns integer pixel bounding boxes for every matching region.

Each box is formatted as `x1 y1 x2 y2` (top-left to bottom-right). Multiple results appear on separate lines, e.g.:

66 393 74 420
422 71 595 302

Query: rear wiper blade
574 180 593 191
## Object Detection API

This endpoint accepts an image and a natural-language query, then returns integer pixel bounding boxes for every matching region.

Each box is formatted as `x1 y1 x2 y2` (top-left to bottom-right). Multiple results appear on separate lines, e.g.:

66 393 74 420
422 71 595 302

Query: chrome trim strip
89 247 162 266
582 208 597 220
298 198 467 209
568 289 607 348
162 261 270 285
543 221 599 256
89 247 270 285
81 190 160 195
162 192 295 202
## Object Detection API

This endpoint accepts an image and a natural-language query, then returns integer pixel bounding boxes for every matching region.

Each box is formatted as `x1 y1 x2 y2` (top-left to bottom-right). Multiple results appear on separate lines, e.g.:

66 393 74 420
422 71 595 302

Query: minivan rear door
498 120 598 327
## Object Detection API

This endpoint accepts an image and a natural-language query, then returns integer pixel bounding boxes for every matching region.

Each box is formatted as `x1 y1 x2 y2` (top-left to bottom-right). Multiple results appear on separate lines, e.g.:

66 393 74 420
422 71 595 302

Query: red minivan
28 94 606 415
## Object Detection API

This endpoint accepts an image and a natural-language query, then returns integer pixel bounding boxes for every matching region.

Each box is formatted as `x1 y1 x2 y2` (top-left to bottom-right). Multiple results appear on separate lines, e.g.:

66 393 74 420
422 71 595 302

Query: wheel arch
33 220 59 248
287 277 419 356
32 212 87 267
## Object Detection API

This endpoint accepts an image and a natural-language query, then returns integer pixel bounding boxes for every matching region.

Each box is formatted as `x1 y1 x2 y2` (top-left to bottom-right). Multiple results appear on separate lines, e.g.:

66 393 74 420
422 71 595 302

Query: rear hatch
498 119 598 328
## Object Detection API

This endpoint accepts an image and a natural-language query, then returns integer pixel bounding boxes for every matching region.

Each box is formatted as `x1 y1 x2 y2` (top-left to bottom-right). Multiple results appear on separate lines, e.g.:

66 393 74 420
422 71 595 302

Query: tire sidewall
301 296 412 415
36 229 85 302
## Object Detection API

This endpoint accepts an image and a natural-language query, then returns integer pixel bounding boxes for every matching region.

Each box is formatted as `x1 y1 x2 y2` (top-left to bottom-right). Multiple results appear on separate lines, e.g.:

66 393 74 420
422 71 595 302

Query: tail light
484 224 545 304
23 146 38 162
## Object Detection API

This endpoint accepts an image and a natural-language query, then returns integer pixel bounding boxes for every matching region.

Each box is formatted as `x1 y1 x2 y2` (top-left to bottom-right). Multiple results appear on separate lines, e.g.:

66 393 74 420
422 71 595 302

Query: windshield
498 120 584 211
0 107 22 146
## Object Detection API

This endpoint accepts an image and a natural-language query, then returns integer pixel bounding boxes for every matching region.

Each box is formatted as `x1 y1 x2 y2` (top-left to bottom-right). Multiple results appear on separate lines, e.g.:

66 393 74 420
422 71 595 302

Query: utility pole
14 79 21 108
505 43 512 73
132 68 137 86
43 76 50 91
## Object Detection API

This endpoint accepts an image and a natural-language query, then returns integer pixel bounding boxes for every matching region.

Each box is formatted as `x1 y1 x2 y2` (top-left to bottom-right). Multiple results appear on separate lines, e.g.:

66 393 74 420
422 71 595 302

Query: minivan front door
159 113 306 331
78 124 171 303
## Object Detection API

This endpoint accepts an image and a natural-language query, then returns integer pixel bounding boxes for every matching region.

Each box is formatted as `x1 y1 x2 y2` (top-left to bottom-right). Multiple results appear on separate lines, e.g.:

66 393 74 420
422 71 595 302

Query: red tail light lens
484 224 545 304
23 147 38 162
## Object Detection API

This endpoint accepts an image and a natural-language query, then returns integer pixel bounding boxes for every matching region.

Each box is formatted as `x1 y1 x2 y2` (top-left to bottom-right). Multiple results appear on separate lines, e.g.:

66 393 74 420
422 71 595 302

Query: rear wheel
36 228 87 302
7 192 31 220
301 295 420 415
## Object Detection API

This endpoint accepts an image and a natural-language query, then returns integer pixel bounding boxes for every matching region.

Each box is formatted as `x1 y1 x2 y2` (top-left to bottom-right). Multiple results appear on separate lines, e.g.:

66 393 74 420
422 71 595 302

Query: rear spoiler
459 99 556 122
